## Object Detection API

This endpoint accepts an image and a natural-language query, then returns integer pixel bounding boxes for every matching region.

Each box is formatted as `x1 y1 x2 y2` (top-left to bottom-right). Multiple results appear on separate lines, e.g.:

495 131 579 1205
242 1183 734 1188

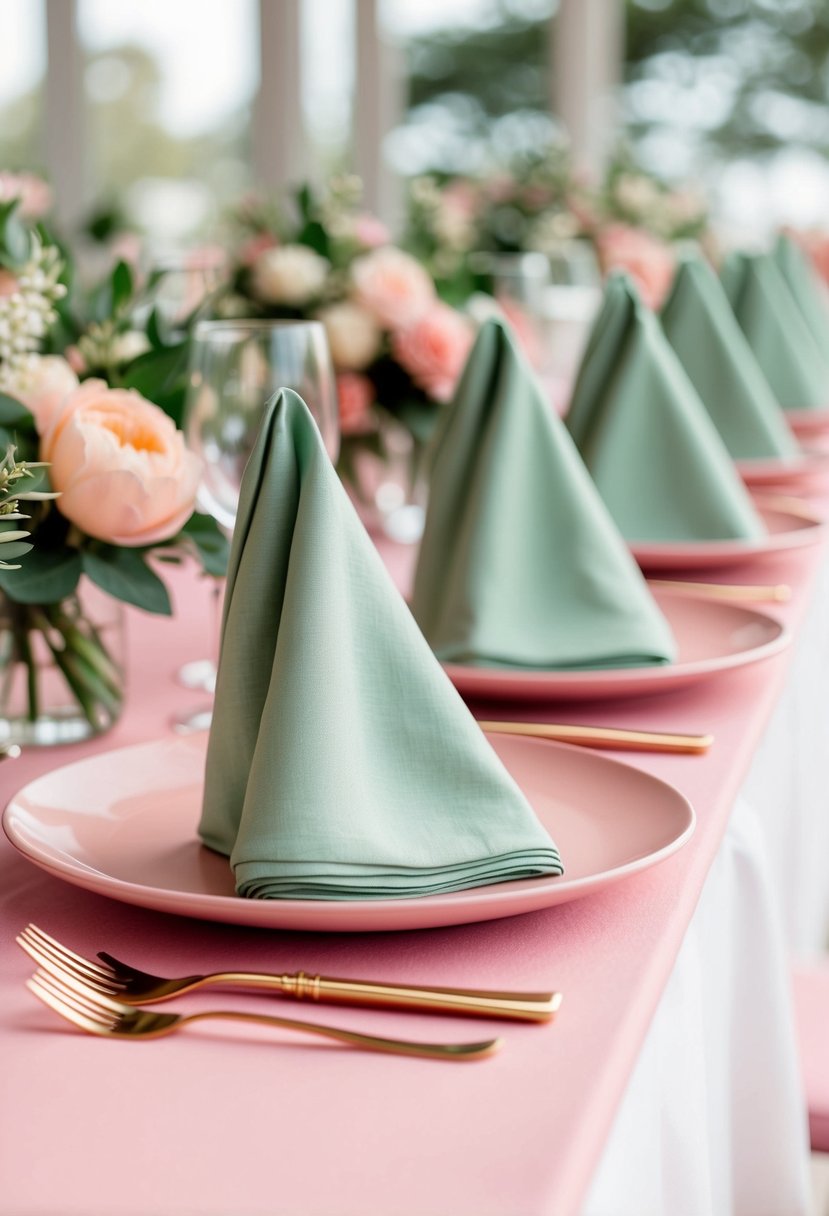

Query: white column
552 0 624 178
253 0 307 191
354 0 403 230
44 0 86 229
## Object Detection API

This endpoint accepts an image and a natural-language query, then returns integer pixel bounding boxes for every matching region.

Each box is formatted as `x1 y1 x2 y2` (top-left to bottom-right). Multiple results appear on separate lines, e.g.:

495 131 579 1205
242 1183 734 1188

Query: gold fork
25 967 501 1061
18 924 560 1023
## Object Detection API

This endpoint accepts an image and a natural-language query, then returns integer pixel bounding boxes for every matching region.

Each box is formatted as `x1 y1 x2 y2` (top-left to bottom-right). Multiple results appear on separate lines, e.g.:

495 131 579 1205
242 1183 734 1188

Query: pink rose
441 181 479 221
596 224 675 310
336 372 375 435
16 356 79 433
392 305 475 403
0 171 52 218
351 247 435 329
353 213 391 249
42 380 202 547
239 232 278 267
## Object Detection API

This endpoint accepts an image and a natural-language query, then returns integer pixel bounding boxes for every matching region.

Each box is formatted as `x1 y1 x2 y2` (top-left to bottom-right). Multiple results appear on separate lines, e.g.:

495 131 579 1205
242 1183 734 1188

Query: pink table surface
0 504 825 1216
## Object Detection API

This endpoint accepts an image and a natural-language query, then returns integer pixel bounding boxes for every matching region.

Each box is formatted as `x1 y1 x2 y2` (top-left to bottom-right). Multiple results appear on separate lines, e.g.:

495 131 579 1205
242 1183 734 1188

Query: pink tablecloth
0 513 825 1215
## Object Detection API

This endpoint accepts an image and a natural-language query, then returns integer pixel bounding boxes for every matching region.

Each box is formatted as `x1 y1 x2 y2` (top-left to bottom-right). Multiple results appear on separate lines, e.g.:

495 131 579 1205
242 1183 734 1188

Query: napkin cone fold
721 251 829 412
565 275 765 542
661 255 799 461
773 234 829 355
199 389 563 899
411 318 676 669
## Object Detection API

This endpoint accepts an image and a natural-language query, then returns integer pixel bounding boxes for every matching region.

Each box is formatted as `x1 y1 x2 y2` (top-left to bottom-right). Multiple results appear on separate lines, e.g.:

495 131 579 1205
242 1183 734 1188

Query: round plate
444 589 788 702
2 733 694 933
735 449 829 488
784 408 829 438
629 503 824 572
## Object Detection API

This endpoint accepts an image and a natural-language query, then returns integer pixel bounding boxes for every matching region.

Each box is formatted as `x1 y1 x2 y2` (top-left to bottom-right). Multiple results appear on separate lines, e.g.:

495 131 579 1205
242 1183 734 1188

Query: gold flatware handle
649 579 791 603
480 721 713 755
210 971 563 1023
0 744 21 760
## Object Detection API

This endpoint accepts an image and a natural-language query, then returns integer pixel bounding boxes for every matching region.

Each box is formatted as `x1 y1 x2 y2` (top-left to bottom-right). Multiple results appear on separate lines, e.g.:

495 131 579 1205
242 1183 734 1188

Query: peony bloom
336 372 375 435
351 247 435 329
352 213 391 249
41 380 202 547
392 304 475 403
250 244 329 306
0 171 52 219
596 224 676 310
318 300 382 371
16 355 79 433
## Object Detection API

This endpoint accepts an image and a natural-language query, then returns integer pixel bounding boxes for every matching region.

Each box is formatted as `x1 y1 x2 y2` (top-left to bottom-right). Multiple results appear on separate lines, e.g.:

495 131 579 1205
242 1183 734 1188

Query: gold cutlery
26 968 502 1061
0 744 21 760
648 579 791 603
479 721 713 755
18 924 561 1023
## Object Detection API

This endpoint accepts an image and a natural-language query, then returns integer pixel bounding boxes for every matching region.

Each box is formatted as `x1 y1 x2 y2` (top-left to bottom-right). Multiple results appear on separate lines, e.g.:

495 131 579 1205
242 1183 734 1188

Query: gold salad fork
25 967 501 1061
18 924 561 1022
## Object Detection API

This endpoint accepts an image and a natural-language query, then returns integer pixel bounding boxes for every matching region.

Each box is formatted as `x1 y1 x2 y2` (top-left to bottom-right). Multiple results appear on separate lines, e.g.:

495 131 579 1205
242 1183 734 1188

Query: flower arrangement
0 192 227 740
222 179 475 480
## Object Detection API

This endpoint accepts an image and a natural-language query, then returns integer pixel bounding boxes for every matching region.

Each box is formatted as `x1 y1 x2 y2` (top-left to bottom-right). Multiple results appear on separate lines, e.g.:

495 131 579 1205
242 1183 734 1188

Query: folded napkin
199 389 562 899
411 318 677 669
565 275 765 543
721 251 829 412
661 255 799 461
773 234 829 354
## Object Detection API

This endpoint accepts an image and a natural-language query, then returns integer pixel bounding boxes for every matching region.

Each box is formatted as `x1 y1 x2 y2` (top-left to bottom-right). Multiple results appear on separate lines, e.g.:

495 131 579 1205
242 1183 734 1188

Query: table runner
1 510 826 1214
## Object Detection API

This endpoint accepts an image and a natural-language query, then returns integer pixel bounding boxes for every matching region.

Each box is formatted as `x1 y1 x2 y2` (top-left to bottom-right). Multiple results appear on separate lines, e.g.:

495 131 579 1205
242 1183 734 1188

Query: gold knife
480 721 713 754
649 579 791 603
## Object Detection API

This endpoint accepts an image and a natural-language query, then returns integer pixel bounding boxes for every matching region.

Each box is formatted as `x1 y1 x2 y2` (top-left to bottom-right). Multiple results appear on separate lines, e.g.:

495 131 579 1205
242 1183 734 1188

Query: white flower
614 173 661 218
13 354 78 432
110 330 151 365
250 244 330 305
317 301 382 371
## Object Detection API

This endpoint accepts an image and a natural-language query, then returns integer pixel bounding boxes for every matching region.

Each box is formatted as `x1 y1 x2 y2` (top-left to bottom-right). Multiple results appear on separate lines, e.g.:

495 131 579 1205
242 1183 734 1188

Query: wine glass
173 319 338 731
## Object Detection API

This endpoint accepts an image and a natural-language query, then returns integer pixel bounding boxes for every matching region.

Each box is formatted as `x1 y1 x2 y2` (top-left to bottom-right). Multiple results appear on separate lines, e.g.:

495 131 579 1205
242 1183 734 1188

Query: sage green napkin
661 256 799 461
199 388 562 900
411 318 677 669
565 275 765 543
773 234 829 354
721 251 829 411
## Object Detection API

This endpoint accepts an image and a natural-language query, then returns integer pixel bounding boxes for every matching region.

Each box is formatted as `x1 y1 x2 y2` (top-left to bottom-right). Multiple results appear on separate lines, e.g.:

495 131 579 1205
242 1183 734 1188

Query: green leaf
393 397 442 446
180 511 230 576
82 547 172 615
121 343 189 426
0 202 31 266
0 547 82 604
0 542 33 560
0 393 36 430
111 259 134 313
297 220 330 259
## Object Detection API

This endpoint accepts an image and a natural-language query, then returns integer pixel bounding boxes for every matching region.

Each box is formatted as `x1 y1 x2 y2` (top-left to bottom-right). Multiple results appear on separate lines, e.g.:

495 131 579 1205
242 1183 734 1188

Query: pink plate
630 503 825 572
2 733 694 933
735 449 829 488
784 407 829 437
444 589 788 702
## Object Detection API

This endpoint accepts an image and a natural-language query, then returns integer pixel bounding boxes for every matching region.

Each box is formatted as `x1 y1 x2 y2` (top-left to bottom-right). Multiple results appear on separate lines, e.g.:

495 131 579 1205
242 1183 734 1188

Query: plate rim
2 732 696 931
443 588 790 695
629 503 824 565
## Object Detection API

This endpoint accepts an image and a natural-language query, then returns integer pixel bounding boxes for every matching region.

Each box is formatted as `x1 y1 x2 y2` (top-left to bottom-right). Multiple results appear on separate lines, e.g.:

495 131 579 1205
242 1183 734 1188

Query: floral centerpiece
0 194 226 744
221 178 475 513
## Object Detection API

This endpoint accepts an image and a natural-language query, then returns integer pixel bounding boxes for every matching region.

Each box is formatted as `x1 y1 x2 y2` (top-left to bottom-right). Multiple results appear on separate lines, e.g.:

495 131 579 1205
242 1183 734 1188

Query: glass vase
0 581 126 746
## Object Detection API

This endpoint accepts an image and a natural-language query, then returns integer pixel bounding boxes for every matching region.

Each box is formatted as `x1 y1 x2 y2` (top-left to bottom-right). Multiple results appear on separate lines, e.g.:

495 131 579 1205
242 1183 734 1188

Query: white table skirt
580 551 829 1215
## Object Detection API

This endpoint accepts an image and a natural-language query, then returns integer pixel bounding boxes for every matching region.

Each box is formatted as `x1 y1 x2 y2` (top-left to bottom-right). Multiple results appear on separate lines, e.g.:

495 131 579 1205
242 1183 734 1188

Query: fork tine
33 969 120 1029
18 931 122 996
23 924 115 984
34 966 127 1020
27 975 111 1037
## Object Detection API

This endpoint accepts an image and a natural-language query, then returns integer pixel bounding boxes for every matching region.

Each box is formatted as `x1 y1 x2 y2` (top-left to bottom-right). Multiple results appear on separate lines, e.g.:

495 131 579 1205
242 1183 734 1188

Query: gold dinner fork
25 967 501 1061
18 924 560 1022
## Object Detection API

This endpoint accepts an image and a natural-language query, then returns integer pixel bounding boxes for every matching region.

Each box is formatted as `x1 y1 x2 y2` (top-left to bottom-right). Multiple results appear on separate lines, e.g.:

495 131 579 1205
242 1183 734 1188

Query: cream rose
392 305 474 403
318 301 382 371
16 355 79 433
350 247 435 328
250 244 330 305
42 380 202 547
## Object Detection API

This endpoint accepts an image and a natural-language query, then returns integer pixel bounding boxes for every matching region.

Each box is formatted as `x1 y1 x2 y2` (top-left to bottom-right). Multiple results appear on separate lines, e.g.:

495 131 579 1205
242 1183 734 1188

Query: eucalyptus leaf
82 547 172 615
0 394 36 429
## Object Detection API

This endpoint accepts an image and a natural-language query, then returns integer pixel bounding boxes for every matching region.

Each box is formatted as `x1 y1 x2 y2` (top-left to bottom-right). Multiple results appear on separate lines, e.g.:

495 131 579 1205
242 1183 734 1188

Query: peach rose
351 247 435 329
16 355 79 433
392 304 475 403
318 300 382 371
596 224 675 310
41 380 202 547
336 372 375 435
